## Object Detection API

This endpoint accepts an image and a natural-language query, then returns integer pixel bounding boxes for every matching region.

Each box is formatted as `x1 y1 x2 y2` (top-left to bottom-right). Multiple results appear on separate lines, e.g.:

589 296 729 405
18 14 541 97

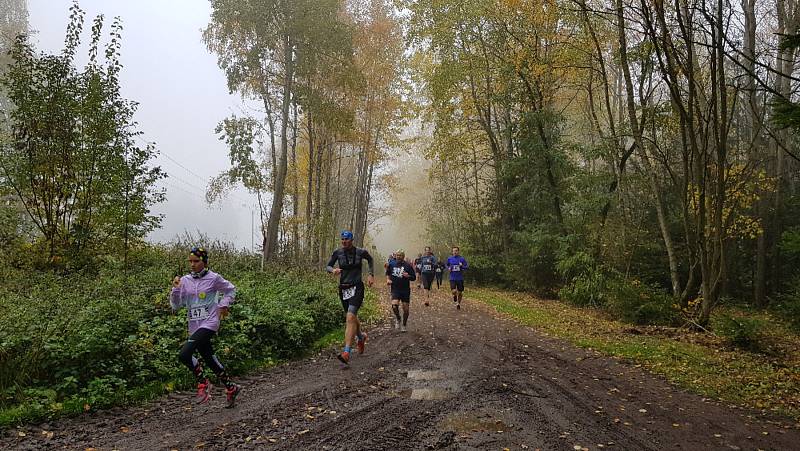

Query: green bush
557 251 607 307
556 252 678 326
0 244 353 427
605 278 678 326
715 315 767 351
499 225 564 295
774 275 800 332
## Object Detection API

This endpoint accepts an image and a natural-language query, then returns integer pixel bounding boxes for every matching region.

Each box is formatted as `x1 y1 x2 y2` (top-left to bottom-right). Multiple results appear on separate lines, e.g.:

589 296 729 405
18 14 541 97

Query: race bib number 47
342 286 357 300
189 306 210 321
451 265 460 271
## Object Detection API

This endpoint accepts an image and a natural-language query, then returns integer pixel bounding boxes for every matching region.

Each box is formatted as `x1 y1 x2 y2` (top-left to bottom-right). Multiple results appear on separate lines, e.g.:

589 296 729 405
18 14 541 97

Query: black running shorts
390 290 411 303
421 273 434 290
339 282 365 314
449 280 464 292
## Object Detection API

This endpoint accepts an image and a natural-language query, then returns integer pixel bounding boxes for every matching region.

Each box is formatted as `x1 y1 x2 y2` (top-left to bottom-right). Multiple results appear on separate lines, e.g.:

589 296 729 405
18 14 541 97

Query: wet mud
3 287 799 450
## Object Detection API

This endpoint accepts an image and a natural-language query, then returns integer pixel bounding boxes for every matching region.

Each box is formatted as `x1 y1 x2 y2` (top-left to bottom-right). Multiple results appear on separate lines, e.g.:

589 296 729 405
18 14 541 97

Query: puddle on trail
407 370 445 381
409 388 451 400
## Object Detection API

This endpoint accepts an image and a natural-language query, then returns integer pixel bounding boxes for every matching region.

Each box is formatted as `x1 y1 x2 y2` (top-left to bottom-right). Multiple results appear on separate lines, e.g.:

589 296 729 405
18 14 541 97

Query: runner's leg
195 331 235 388
178 328 216 381
401 301 410 326
391 299 401 328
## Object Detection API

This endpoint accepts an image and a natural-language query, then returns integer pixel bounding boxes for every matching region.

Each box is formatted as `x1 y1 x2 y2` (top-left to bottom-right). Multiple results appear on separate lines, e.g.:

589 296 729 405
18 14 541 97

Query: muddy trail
4 286 799 450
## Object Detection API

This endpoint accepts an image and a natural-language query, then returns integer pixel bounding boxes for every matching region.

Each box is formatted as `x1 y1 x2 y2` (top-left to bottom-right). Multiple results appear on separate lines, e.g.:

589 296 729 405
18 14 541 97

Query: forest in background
406 0 800 329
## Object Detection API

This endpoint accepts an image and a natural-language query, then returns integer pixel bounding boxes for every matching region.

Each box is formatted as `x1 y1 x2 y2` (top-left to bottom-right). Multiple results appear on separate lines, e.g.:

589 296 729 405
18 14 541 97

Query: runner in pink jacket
170 246 241 407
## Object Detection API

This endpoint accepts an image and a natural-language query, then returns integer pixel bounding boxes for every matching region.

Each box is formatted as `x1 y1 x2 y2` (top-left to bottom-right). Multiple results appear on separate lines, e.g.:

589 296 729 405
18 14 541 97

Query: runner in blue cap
325 230 375 365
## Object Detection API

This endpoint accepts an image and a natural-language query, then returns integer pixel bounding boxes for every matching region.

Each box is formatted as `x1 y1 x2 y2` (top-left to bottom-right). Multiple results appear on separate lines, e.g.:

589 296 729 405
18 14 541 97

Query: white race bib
436 268 442 273
392 267 404 277
342 286 356 300
451 265 460 272
423 264 432 271
189 306 210 321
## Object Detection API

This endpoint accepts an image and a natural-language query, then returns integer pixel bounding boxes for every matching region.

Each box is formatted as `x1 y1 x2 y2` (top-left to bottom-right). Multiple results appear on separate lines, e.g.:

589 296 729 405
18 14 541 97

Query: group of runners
168 231 468 407
329 232 469 365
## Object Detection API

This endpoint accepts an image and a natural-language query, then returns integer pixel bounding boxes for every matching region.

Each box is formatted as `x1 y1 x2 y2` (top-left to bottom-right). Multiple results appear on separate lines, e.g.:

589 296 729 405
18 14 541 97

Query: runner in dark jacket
325 230 374 365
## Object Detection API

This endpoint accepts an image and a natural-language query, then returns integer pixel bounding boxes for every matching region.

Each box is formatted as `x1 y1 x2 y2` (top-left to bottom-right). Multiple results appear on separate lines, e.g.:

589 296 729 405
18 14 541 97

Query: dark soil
4 287 799 450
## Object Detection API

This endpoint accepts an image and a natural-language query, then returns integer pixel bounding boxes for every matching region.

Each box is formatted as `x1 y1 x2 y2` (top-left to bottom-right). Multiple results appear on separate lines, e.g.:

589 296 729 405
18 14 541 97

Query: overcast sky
25 0 433 257
28 0 262 250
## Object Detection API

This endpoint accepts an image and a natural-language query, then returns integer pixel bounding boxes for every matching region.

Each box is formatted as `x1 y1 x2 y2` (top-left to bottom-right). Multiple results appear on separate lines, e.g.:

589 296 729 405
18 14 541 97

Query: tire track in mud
3 286 799 450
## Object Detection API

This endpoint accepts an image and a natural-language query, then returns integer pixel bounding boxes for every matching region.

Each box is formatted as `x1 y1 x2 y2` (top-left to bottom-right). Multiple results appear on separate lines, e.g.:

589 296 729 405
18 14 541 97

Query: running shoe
424 301 430 306
225 384 241 409
401 324 407 333
393 317 400 330
337 351 350 365
356 332 368 355
456 303 461 310
195 379 211 404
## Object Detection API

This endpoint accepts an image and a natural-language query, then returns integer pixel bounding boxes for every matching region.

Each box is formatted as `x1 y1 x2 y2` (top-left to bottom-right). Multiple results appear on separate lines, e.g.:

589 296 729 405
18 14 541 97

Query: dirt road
4 287 799 450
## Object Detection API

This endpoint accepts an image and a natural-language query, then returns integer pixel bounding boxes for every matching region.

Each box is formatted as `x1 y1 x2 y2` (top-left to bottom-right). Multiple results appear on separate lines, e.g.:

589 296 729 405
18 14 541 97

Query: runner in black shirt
385 249 416 332
326 230 374 365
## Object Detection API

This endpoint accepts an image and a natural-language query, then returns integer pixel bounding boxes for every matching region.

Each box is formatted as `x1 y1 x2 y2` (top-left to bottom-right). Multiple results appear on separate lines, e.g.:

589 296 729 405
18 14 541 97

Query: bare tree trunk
312 135 325 263
304 110 315 261
290 98 300 261
263 34 294 262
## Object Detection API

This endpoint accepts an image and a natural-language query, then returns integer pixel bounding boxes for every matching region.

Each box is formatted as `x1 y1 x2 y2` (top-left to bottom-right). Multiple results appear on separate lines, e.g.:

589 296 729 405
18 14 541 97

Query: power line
135 135 258 206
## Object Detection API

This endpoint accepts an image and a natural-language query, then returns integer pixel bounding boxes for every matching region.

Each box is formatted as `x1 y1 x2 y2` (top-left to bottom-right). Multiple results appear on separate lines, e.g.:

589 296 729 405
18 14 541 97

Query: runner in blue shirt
446 246 468 310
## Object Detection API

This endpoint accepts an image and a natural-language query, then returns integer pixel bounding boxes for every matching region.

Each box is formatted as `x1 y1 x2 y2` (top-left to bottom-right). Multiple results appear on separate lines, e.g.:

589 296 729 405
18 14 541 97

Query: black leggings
178 327 226 378
435 272 443 288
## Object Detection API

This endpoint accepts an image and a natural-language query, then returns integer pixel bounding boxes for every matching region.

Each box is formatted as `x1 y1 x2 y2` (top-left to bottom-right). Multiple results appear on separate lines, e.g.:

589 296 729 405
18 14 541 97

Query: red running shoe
337 351 351 365
356 332 368 355
195 379 211 404
225 384 241 409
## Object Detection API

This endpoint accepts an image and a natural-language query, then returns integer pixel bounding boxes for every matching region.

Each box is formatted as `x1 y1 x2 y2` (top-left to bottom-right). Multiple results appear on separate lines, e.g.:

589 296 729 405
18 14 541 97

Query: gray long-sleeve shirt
326 247 375 286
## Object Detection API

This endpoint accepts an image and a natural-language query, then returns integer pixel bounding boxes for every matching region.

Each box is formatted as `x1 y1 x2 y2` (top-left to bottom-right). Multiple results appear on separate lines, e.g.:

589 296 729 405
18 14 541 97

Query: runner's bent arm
213 274 236 308
408 263 416 281
362 250 375 277
170 279 185 311
325 251 338 273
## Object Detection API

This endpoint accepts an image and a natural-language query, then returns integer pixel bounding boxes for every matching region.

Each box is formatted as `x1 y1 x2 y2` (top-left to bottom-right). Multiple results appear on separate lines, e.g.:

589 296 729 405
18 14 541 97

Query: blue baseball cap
340 230 354 240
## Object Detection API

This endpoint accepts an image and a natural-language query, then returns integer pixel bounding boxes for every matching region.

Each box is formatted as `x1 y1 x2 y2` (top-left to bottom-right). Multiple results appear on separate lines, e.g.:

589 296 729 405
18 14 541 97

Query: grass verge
472 288 800 421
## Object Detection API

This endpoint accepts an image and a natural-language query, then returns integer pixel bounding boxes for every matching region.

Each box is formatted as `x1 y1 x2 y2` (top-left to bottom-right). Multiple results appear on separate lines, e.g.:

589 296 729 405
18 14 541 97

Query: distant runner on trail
414 253 423 289
435 257 445 289
447 246 469 309
326 230 375 366
385 249 416 332
419 247 437 306
170 246 242 408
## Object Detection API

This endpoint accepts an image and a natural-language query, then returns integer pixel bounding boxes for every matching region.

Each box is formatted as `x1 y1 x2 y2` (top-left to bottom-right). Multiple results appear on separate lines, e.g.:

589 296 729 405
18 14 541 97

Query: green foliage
500 225 563 295
556 246 678 325
780 227 800 259
0 3 165 269
0 244 351 427
715 315 767 352
604 278 678 326
558 251 607 307
771 95 800 131
774 275 800 332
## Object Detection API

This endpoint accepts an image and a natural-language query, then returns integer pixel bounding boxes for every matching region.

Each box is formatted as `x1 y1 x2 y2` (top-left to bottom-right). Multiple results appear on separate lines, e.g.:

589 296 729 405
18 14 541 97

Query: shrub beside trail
0 245 370 427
